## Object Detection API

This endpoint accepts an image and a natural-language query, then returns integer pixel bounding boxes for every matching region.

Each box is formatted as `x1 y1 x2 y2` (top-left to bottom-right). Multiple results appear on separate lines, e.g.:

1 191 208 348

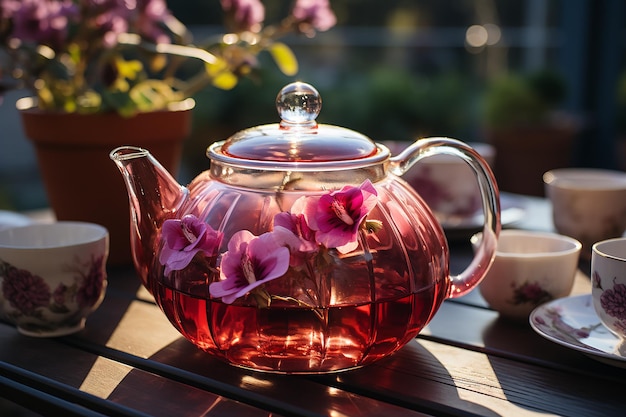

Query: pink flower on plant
301 179 378 254
0 0 19 19
209 230 290 304
159 214 223 276
221 0 265 33
292 0 336 33
89 0 131 47
8 0 78 50
134 0 173 44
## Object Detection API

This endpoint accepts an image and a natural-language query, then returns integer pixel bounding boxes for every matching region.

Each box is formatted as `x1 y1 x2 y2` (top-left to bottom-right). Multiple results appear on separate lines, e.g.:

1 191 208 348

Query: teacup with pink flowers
592 238 626 339
0 222 108 337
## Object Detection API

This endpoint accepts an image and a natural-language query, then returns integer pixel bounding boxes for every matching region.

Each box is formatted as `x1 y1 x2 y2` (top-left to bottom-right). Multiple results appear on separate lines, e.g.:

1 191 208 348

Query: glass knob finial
276 82 321 125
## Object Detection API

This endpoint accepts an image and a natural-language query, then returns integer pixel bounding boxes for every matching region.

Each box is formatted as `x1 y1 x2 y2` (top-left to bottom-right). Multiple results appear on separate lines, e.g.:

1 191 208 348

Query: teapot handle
388 137 501 298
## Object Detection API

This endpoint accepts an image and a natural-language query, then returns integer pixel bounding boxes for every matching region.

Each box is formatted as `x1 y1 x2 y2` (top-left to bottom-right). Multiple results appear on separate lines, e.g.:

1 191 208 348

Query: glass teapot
110 82 500 374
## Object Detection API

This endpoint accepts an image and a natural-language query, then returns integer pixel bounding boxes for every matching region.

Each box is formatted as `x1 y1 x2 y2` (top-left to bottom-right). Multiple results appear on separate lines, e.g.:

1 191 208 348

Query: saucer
439 193 526 238
0 211 32 231
529 294 626 368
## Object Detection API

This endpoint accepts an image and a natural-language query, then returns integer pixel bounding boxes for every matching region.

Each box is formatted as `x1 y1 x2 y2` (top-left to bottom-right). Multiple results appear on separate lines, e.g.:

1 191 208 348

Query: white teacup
0 222 109 337
385 141 495 219
472 229 581 321
543 168 626 259
591 238 626 339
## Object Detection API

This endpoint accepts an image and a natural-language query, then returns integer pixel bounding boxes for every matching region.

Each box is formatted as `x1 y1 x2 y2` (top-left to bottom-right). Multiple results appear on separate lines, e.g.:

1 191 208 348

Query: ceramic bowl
544 168 626 259
0 222 109 337
471 229 581 321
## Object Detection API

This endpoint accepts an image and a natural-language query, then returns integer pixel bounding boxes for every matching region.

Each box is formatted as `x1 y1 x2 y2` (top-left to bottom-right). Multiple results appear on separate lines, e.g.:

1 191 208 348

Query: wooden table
1 195 624 417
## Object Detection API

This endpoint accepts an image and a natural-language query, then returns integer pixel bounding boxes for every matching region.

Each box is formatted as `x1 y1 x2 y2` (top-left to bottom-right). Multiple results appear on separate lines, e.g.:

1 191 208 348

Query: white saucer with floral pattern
529 294 626 368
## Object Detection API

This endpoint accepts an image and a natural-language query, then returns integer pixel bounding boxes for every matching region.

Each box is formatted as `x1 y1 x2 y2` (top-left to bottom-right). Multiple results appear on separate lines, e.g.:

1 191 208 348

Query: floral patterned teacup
591 238 626 339
471 230 582 321
0 222 108 337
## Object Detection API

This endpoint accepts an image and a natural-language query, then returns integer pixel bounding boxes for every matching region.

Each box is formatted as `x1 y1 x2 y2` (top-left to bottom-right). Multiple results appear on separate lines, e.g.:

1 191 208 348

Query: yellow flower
110 58 144 92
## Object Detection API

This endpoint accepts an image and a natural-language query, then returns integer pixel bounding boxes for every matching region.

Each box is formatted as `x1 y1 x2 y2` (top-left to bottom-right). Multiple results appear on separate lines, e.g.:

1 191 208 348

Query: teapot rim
207 141 391 171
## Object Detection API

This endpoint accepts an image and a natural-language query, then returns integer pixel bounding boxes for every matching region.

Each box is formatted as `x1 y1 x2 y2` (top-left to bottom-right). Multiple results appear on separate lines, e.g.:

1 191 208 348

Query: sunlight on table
78 290 181 398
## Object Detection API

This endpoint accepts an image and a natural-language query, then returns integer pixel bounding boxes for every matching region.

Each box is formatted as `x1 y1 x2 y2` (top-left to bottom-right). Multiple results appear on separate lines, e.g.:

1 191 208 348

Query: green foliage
482 69 567 129
319 68 470 141
527 69 567 108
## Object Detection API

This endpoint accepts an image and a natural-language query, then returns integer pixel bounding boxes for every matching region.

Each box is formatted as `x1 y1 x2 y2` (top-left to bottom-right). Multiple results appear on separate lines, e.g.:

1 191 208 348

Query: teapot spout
110 146 188 289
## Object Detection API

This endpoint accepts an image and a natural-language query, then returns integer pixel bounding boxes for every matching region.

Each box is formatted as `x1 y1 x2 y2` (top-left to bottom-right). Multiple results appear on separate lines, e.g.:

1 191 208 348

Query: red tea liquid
154 279 444 373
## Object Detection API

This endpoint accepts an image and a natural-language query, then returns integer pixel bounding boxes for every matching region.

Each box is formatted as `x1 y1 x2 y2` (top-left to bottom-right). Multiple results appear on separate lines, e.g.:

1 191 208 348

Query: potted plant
0 0 336 265
482 69 580 196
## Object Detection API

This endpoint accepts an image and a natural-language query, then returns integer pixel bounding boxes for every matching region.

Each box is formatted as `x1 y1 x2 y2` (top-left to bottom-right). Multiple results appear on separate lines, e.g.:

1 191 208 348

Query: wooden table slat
325 339 624 417
0 361 149 417
0 324 288 417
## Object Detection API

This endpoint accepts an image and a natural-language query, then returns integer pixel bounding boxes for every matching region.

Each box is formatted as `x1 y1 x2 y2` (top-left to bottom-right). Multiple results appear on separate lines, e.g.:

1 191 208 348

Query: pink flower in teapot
210 229 290 305
159 214 223 276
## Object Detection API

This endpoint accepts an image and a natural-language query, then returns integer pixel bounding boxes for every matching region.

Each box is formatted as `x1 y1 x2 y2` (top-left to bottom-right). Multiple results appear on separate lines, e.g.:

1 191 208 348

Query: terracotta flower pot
18 98 195 266
485 122 580 197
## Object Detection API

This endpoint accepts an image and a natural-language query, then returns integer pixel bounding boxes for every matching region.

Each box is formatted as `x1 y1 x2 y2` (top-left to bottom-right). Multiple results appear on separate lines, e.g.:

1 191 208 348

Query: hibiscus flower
159 214 223 276
209 230 290 304
292 0 336 32
273 202 318 266
300 179 378 253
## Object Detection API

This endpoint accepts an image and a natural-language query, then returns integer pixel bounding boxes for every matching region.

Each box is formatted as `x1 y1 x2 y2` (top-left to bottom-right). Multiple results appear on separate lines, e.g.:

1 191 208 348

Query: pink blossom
272 197 319 266
302 179 378 254
271 224 317 267
159 214 223 276
221 0 265 33
0 0 20 19
8 0 78 50
292 0 336 32
134 0 172 44
209 230 290 304
89 0 131 47
274 199 318 252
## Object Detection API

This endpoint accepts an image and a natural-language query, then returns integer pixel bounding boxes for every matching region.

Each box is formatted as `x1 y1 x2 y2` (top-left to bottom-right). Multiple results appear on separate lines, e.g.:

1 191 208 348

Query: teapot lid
216 82 381 163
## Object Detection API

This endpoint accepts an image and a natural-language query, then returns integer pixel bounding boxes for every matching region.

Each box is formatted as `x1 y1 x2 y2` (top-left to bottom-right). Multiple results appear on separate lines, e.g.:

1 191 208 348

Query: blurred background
1 0 624 210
